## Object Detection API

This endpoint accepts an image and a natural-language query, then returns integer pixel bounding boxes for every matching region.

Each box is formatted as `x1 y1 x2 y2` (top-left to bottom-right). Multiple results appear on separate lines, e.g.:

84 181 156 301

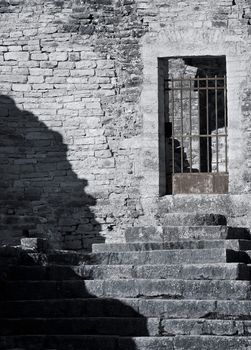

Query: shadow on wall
0 95 103 250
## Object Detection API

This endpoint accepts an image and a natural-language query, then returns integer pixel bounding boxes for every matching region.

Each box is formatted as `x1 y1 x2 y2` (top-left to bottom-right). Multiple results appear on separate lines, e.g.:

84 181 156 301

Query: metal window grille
164 76 228 175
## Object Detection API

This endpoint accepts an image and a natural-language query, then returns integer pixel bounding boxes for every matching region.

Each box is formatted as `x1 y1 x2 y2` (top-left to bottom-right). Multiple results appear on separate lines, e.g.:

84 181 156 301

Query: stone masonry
2 214 251 349
1 0 251 250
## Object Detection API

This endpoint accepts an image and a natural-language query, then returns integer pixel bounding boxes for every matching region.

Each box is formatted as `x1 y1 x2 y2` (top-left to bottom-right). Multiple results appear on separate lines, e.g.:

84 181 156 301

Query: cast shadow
0 249 149 350
0 95 103 251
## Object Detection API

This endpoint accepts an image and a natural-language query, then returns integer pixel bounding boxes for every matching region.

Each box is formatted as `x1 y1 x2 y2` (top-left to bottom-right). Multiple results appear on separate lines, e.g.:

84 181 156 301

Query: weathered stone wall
1 0 251 249
139 0 251 227
0 0 147 249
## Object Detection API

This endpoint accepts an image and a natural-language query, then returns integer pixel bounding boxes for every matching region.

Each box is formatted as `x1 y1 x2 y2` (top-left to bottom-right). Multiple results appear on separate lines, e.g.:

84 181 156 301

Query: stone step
74 262 250 281
2 298 251 319
0 335 173 350
92 239 251 253
173 335 251 349
0 335 250 350
125 226 251 243
160 213 227 226
0 317 153 336
2 318 251 337
0 264 82 281
3 247 249 269
26 249 250 266
2 279 251 300
2 263 248 281
159 318 251 336
0 247 39 266
0 246 22 257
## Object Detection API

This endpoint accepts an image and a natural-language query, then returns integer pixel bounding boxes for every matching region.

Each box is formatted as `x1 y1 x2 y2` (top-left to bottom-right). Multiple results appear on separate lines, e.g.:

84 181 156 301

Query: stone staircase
1 213 251 349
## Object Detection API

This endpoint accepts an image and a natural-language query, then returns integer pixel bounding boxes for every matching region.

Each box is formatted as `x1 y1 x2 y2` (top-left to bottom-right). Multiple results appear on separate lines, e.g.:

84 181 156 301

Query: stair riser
74 263 249 281
125 226 251 243
42 249 249 266
92 240 251 253
174 336 251 350
0 299 141 318
1 336 250 350
0 318 157 336
160 319 251 336
160 213 227 226
2 263 249 281
2 319 251 337
2 299 251 319
3 249 234 267
0 266 82 281
2 280 251 300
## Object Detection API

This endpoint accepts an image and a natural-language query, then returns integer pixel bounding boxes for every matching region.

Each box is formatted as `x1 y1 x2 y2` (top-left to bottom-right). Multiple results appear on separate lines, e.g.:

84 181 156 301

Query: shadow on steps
0 248 149 350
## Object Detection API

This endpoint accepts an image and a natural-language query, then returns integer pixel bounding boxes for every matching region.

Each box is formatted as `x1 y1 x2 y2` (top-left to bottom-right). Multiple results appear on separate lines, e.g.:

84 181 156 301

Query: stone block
4 52 29 61
49 52 68 61
29 68 53 76
96 69 115 77
75 61 96 69
20 238 49 252
71 69 95 76
95 150 112 158
28 76 44 83
98 158 115 168
12 84 31 92
31 53 48 61
0 75 27 83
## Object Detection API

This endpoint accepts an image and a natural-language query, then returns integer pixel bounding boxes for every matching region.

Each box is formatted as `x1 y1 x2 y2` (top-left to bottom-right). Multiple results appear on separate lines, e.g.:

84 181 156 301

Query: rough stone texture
2 219 251 349
0 0 148 249
1 0 251 249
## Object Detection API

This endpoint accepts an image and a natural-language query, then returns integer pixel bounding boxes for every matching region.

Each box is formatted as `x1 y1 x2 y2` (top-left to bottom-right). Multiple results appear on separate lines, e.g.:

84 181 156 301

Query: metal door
165 75 228 194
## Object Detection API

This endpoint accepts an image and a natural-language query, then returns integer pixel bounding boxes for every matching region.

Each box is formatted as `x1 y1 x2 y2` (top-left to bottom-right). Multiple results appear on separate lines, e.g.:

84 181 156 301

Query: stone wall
0 0 148 249
1 0 251 249
139 0 251 226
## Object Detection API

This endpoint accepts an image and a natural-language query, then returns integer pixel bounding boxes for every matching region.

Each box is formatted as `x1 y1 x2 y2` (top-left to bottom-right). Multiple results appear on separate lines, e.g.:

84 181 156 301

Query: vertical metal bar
224 75 228 172
171 79 175 174
215 75 219 173
180 79 184 173
197 76 201 172
206 75 210 173
189 77 192 172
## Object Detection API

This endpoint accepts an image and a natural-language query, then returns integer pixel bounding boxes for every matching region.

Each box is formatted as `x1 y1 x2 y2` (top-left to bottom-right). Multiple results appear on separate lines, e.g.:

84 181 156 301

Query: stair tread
92 239 251 252
2 216 251 348
13 248 250 266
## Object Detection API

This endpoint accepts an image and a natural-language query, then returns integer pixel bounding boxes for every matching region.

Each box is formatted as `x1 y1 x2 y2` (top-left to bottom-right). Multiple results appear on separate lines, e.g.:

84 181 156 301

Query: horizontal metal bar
165 77 225 82
165 87 225 92
175 172 229 175
171 134 227 138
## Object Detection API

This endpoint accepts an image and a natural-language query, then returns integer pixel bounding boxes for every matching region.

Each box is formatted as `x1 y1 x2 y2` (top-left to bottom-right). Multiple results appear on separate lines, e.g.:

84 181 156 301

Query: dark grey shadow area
0 95 103 250
0 250 148 350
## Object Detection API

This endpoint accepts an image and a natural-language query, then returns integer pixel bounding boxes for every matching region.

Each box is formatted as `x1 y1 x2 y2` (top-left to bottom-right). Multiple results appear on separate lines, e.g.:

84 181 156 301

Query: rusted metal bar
197 76 201 172
189 77 192 172
174 134 227 138
171 78 175 174
165 87 225 92
224 75 228 173
166 77 225 82
206 76 210 173
215 75 219 173
180 79 184 173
